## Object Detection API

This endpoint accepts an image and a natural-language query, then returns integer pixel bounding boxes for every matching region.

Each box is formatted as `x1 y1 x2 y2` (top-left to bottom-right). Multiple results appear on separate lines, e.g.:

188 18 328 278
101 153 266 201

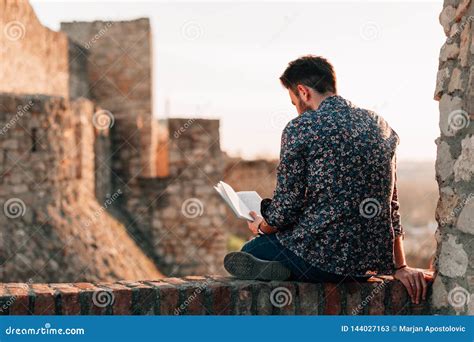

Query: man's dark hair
280 55 337 95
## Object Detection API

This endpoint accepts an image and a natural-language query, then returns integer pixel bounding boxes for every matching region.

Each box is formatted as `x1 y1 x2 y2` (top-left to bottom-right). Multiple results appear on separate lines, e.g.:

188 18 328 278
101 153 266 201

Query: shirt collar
317 94 348 111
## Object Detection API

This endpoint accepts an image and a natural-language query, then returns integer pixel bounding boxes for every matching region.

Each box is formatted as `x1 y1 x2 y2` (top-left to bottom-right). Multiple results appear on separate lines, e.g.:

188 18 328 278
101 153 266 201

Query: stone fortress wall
0 0 227 282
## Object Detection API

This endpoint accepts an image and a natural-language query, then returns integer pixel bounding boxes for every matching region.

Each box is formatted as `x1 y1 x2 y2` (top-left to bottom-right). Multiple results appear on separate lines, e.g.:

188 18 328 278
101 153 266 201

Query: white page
218 181 253 220
214 183 242 218
216 181 261 221
237 191 262 218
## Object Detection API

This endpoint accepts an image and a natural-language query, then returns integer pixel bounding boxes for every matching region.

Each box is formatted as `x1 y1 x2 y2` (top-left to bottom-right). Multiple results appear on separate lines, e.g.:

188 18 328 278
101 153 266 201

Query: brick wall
0 0 69 98
0 277 431 315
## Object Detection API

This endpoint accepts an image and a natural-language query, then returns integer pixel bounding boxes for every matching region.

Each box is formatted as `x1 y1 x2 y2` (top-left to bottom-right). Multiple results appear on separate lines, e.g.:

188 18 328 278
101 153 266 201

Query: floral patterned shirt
261 95 403 276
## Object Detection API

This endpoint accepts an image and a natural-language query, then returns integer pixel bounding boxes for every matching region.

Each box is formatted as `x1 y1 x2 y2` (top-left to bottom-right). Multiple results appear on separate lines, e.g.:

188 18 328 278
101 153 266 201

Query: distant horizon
31 0 444 162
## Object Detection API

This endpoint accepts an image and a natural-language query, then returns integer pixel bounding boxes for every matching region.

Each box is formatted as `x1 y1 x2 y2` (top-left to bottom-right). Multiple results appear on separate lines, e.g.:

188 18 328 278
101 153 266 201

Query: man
224 55 431 304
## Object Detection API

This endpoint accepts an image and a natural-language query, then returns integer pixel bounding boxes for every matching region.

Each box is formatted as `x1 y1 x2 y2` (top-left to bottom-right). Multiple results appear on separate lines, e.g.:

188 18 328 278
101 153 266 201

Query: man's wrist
395 264 407 271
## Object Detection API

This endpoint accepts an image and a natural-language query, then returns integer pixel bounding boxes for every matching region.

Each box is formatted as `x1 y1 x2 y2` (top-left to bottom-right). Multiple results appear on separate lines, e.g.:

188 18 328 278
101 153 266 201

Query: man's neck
314 92 336 110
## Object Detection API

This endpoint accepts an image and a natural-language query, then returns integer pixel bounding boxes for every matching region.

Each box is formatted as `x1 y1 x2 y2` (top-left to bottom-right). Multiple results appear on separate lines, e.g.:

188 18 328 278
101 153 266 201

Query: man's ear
296 84 310 101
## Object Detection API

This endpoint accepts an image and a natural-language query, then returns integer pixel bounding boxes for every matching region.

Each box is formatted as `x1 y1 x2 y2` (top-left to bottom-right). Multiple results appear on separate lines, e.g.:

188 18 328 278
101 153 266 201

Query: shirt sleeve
260 120 307 230
391 158 404 239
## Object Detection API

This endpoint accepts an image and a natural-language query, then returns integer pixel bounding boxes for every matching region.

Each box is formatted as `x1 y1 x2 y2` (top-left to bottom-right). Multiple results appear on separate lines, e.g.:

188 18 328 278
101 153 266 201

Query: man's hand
394 266 432 304
246 211 263 235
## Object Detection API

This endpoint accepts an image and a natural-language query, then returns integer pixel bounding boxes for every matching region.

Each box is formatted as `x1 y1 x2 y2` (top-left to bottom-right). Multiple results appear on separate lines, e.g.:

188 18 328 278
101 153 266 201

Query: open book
213 181 262 221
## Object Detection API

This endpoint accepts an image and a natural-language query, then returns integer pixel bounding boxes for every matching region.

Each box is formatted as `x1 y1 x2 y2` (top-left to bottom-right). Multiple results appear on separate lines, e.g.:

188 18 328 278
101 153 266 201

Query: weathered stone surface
440 5 457 35
454 135 474 182
440 42 460 61
434 68 450 100
439 95 464 136
436 140 455 181
448 67 463 92
0 1 68 97
457 195 474 234
438 234 468 278
431 277 448 309
459 21 471 67
455 0 472 21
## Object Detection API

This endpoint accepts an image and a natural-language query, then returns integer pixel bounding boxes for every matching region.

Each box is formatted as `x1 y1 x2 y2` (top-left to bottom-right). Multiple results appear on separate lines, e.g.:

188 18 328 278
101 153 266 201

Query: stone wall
0 93 162 282
61 19 156 181
433 0 473 314
0 276 431 315
121 118 228 276
0 0 69 98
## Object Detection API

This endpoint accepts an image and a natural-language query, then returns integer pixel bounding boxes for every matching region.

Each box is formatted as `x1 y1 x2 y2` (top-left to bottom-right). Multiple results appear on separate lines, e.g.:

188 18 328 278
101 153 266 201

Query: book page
218 181 252 220
237 191 262 218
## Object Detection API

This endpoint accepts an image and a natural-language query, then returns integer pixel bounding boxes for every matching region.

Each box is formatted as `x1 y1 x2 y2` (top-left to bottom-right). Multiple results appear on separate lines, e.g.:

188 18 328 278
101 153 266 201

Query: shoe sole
224 252 291 281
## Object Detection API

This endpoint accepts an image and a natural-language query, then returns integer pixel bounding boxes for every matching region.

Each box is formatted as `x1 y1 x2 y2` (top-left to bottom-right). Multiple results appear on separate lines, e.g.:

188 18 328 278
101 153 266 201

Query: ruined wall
61 19 228 277
0 93 161 282
121 119 228 276
61 19 156 180
433 0 474 314
0 0 69 98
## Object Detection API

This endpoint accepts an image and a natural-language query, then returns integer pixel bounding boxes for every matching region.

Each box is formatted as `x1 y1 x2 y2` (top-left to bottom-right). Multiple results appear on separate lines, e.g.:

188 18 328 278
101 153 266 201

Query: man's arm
259 120 307 229
390 164 430 304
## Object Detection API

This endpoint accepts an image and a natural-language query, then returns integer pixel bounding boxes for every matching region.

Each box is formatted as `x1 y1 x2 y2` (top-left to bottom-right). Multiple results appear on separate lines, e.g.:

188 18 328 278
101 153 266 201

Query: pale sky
31 0 444 161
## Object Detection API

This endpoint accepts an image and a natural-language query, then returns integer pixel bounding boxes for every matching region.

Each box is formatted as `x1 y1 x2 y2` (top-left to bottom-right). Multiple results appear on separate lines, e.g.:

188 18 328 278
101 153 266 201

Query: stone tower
432 0 473 314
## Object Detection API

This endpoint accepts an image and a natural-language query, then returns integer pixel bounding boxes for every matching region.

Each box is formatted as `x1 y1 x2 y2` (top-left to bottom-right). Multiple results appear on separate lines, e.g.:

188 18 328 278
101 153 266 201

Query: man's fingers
400 278 414 302
420 272 427 301
414 274 422 304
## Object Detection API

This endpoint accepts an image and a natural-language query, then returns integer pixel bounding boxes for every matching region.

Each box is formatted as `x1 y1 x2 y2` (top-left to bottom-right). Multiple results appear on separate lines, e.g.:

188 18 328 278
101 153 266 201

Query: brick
31 284 56 315
180 282 207 315
205 281 233 315
145 281 179 315
75 283 108 315
323 283 342 315
344 282 364 315
231 280 253 315
6 283 30 315
118 281 155 315
367 282 387 315
269 282 296 315
0 284 13 315
97 283 132 315
50 283 81 315
296 282 321 315
389 280 410 315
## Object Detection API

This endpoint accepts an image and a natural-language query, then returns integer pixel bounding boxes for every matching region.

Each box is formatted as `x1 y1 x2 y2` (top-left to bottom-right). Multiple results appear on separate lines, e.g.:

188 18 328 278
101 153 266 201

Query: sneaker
224 251 291 281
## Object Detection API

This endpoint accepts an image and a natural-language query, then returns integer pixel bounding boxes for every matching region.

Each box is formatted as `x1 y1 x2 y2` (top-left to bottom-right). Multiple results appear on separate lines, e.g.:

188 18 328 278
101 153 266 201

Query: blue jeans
241 234 369 283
